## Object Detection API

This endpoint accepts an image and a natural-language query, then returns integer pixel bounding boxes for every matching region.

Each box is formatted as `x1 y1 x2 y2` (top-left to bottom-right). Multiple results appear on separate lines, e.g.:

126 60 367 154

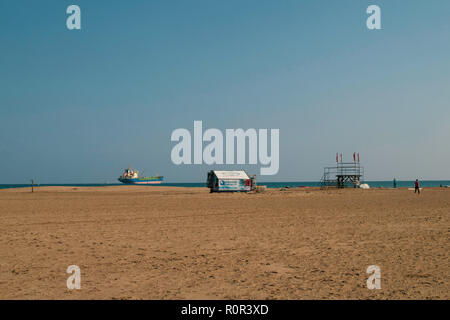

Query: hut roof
213 171 249 180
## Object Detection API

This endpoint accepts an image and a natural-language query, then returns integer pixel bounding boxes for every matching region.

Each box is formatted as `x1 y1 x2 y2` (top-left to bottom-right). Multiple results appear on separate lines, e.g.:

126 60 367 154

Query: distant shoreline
1 180 449 190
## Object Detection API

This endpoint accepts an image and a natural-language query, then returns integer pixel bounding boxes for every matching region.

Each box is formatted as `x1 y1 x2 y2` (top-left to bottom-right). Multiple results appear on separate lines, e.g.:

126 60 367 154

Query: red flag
353 152 356 162
336 153 338 163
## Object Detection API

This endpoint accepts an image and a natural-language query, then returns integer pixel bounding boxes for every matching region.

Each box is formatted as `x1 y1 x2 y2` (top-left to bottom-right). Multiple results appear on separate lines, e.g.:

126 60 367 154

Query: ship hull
118 177 163 185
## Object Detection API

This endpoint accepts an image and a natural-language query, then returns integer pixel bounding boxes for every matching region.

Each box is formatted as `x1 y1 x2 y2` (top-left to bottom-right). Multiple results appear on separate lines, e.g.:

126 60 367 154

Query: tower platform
321 162 364 188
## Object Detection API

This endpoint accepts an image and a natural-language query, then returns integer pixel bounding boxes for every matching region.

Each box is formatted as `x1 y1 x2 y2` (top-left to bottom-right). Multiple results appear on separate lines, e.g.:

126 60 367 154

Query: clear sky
1 0 449 183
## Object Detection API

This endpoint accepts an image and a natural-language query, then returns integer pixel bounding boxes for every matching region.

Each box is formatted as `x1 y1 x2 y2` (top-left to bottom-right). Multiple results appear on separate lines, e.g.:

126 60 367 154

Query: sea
1 180 449 190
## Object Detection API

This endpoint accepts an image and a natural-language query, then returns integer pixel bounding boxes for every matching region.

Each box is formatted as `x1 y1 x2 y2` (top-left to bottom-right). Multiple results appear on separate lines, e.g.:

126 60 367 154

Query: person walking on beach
415 179 420 194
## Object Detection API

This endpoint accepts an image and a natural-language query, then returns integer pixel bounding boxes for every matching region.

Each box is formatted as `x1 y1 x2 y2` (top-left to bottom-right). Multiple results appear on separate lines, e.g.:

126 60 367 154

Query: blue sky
1 0 449 183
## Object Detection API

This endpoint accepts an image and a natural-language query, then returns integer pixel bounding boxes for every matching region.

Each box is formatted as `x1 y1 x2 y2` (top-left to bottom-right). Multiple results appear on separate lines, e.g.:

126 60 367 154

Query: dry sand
0 185 448 299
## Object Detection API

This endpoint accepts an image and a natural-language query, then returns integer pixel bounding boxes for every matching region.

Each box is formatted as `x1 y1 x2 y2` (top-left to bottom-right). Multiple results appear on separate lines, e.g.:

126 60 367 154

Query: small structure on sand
206 170 256 193
321 153 365 188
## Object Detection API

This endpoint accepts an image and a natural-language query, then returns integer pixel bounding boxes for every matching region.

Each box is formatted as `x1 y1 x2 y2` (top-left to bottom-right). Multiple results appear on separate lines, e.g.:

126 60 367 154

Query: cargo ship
118 167 163 185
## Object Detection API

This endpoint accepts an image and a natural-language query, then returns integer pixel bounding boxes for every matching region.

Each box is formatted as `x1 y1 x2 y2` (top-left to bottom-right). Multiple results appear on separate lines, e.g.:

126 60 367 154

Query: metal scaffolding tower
321 162 364 188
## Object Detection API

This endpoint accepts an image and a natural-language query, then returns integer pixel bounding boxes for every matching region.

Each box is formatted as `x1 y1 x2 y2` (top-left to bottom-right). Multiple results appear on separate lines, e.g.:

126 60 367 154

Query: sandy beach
0 186 448 299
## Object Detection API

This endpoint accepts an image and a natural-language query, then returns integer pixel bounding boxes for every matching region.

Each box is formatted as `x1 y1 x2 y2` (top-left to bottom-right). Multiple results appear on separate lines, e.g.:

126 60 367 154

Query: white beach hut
206 170 255 193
